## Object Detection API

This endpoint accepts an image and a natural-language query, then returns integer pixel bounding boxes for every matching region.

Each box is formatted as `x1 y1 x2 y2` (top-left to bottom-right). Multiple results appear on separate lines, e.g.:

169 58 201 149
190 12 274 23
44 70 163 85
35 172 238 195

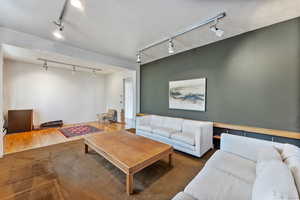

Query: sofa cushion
172 192 196 200
182 120 201 135
252 161 299 200
256 145 282 175
285 156 300 196
205 150 256 184
137 115 152 125
152 127 176 138
184 166 253 200
220 134 284 162
172 139 196 151
281 144 300 161
137 125 153 132
171 132 195 146
163 117 183 132
150 115 165 127
257 145 282 162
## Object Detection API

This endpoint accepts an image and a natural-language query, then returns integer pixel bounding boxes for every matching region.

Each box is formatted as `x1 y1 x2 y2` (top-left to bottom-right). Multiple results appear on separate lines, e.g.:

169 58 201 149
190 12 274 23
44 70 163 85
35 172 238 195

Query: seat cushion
171 132 195 146
205 150 256 184
184 166 253 200
137 125 152 132
152 127 176 138
252 161 299 200
285 156 300 196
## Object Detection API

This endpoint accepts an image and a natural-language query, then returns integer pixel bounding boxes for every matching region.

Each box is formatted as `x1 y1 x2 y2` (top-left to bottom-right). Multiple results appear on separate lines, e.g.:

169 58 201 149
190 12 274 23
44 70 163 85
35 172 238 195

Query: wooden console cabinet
7 109 33 133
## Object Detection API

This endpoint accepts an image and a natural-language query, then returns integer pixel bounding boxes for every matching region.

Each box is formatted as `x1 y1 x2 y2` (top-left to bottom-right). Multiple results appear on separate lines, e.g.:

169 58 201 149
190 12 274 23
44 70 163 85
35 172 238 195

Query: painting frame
169 78 206 112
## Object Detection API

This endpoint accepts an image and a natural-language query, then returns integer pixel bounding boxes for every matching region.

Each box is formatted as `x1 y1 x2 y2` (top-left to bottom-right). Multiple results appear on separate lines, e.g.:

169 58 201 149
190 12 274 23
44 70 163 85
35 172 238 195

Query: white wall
105 71 137 122
3 59 106 126
0 27 137 71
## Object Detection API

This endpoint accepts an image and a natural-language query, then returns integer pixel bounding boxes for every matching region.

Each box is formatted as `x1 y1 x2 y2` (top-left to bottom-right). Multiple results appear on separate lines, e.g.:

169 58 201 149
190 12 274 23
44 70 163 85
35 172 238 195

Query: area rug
0 140 214 200
59 125 103 138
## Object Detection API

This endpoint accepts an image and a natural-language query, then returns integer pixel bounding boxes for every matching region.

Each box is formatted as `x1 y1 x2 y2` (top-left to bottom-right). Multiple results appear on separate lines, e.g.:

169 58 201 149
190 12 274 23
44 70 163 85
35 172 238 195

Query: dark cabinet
7 110 33 133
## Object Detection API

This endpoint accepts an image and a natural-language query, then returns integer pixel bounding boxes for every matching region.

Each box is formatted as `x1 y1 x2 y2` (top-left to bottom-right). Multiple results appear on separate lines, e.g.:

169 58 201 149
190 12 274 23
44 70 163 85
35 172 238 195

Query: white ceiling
2 44 129 74
1 0 300 64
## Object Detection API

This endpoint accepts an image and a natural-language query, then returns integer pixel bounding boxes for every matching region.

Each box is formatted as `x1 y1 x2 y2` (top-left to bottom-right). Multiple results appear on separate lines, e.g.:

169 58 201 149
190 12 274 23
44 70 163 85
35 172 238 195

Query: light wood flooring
4 121 126 155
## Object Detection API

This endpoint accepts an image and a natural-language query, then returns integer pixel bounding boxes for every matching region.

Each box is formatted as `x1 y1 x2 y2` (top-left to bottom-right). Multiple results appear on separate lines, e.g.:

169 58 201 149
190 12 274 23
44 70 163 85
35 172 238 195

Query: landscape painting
169 78 206 111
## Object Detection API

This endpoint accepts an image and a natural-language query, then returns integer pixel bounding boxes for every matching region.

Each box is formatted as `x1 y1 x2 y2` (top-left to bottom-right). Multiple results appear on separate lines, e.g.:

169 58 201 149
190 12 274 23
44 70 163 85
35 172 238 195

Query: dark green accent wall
141 17 300 132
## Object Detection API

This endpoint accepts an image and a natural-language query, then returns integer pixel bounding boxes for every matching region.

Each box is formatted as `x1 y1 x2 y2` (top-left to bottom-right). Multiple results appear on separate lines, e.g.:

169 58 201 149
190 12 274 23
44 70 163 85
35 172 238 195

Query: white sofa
136 115 213 157
172 134 300 200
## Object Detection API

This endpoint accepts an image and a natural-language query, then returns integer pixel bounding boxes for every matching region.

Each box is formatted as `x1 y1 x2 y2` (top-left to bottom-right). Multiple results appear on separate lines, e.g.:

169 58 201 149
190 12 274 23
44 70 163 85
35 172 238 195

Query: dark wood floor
0 140 214 200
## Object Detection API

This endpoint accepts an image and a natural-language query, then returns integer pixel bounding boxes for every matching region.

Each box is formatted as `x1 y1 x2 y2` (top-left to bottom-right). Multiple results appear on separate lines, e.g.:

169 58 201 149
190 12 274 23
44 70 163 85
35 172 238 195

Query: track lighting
168 39 175 54
53 29 64 40
72 66 76 75
210 26 224 37
136 52 141 64
43 61 48 71
92 69 97 77
137 12 226 61
53 20 64 40
38 58 102 75
70 0 84 11
210 20 224 37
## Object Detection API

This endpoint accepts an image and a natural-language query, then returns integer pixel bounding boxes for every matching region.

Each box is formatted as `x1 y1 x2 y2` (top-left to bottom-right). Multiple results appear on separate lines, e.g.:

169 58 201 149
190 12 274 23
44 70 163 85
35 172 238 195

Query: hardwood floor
4 121 126 154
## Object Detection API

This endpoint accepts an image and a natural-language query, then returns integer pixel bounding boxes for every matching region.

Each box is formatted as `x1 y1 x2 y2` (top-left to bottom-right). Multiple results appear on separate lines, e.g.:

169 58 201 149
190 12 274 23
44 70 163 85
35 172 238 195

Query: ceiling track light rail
52 0 83 39
52 0 69 39
37 58 102 73
136 12 226 63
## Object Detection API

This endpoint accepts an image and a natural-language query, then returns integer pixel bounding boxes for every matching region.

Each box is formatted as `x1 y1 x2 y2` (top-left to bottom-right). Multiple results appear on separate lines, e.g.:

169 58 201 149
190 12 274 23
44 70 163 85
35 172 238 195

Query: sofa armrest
194 122 213 155
172 192 197 200
220 133 283 162
136 115 151 127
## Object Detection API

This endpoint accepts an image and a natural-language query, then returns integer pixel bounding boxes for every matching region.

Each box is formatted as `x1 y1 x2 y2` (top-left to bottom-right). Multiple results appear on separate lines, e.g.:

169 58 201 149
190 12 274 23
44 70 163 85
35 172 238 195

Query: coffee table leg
169 153 173 167
85 144 89 154
126 173 133 195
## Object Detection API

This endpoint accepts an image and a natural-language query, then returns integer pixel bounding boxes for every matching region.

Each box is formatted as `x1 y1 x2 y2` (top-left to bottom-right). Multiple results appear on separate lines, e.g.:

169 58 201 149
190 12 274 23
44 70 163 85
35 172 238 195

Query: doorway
124 78 134 119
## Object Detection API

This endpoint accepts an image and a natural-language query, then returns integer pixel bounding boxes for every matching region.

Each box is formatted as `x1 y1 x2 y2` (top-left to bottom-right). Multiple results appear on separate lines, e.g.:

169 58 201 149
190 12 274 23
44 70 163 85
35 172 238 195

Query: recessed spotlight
53 29 64 40
70 0 84 11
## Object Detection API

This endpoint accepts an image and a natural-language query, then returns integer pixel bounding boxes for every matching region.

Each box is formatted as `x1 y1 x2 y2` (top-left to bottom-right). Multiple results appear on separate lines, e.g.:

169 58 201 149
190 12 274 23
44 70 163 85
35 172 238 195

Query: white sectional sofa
173 134 300 200
136 115 213 157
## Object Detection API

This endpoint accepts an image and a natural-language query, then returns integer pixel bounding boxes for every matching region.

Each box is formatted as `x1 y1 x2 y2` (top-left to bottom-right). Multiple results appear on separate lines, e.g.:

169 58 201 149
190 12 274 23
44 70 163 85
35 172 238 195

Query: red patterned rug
59 125 103 138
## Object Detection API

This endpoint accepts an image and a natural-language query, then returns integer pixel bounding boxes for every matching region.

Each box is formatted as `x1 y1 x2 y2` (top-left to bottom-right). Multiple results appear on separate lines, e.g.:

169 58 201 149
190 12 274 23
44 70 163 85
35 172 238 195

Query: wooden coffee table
84 130 173 195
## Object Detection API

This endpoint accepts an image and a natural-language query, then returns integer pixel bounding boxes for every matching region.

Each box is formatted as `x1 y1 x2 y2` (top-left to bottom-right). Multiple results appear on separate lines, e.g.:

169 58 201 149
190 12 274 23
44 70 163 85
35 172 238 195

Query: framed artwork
169 78 206 111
